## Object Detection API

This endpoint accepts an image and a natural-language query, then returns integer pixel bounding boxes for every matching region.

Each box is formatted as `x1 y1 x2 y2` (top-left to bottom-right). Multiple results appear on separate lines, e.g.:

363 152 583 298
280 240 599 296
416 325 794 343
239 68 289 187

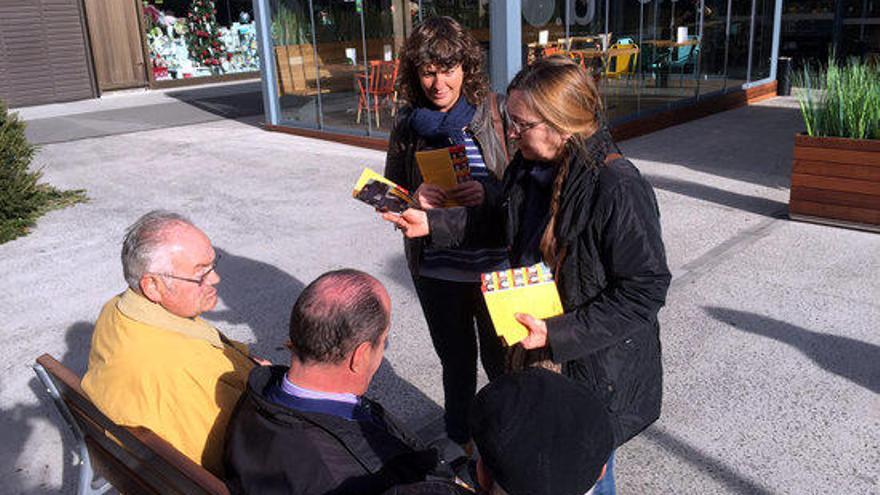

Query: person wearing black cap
469 368 614 495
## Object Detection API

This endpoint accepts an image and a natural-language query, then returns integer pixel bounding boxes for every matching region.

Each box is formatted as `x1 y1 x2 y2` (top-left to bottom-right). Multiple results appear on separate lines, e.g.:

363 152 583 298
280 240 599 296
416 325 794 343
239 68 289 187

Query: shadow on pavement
3 322 96 494
380 252 416 295
165 81 264 122
207 247 305 362
706 307 880 394
369 358 445 437
646 174 789 218
622 104 802 189
642 425 775 495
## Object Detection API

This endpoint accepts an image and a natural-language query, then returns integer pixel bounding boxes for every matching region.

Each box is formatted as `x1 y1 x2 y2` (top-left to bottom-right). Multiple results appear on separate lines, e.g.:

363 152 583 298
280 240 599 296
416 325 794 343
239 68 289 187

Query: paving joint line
669 209 787 294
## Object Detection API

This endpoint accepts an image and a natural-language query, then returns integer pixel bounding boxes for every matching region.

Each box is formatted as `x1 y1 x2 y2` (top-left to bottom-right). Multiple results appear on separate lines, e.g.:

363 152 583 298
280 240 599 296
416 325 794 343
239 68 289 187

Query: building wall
0 0 96 108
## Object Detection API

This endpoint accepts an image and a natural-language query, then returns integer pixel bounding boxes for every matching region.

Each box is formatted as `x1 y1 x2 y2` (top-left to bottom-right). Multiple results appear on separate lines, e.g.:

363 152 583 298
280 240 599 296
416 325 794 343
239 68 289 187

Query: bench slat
34 354 230 495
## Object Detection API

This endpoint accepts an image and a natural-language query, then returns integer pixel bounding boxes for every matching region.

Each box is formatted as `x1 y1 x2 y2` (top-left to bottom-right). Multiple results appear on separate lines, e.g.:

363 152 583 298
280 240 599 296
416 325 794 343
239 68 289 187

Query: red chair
356 60 399 127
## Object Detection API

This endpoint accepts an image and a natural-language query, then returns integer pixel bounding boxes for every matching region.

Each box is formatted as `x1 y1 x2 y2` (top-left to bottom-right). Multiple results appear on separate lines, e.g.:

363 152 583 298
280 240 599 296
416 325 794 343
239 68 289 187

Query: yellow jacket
81 289 254 475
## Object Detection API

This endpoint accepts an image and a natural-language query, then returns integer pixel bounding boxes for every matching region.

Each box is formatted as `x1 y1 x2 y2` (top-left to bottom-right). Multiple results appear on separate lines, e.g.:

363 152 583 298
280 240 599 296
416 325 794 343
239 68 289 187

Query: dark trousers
412 276 506 444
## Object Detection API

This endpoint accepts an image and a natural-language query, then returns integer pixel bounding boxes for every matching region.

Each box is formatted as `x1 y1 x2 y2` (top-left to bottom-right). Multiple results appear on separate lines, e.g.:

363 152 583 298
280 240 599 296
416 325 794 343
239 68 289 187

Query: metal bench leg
33 364 111 495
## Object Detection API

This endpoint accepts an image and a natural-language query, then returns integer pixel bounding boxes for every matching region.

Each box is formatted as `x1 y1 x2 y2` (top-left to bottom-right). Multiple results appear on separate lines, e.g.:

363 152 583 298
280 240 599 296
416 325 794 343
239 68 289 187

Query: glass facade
781 0 880 68
143 0 260 82
257 0 780 138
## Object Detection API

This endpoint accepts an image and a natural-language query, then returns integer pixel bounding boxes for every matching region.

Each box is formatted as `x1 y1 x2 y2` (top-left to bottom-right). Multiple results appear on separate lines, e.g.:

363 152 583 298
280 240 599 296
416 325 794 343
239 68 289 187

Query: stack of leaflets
415 145 471 207
481 263 564 346
352 168 418 213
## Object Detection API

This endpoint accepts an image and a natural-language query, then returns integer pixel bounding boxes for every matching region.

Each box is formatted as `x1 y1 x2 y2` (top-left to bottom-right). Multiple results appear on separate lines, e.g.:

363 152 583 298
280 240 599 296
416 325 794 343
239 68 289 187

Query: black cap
468 368 614 495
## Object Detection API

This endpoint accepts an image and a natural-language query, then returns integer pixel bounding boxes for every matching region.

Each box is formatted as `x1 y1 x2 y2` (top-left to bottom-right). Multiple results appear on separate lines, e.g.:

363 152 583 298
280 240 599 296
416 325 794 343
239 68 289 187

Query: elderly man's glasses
508 118 544 135
153 254 221 286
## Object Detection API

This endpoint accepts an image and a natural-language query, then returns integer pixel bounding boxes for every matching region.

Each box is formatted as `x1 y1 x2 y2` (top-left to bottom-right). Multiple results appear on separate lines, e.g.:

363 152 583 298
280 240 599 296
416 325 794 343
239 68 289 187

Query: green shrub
0 100 87 244
795 57 880 140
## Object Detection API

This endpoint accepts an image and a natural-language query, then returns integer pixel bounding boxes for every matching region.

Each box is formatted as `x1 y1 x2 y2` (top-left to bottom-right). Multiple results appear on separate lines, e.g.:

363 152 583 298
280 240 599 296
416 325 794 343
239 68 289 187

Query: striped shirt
419 129 510 282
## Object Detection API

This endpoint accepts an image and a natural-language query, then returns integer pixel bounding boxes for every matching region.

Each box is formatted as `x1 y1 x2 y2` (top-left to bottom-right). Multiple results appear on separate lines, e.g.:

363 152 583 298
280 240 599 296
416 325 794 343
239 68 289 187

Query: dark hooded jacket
224 366 451 494
426 128 671 446
384 95 510 276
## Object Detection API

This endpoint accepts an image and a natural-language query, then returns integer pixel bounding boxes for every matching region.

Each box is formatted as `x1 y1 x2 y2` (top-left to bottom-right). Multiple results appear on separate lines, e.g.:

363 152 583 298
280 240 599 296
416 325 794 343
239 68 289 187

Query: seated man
224 269 461 494
468 368 614 495
82 210 256 475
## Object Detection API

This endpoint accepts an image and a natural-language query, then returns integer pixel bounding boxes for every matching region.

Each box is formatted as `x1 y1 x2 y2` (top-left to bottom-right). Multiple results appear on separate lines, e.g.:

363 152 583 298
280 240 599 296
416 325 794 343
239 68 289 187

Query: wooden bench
32 354 230 495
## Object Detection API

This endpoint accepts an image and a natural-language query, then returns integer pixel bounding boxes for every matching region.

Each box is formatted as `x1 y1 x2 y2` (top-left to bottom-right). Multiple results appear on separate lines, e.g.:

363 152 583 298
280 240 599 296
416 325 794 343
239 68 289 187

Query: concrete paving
0 95 877 494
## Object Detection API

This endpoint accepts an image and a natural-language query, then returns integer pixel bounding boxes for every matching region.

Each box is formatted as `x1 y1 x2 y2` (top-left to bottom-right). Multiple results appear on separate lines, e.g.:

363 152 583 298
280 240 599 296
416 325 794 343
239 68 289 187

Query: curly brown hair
396 16 489 108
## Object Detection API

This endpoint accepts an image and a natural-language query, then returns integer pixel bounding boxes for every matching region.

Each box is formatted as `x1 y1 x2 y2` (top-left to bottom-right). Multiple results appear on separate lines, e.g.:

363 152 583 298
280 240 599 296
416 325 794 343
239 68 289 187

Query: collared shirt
280 374 358 405
266 374 377 425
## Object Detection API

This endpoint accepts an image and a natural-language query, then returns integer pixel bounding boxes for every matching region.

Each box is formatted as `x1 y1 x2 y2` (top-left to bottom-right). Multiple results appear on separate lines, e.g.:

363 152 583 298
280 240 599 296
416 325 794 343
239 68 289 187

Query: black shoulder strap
489 93 510 163
605 152 624 164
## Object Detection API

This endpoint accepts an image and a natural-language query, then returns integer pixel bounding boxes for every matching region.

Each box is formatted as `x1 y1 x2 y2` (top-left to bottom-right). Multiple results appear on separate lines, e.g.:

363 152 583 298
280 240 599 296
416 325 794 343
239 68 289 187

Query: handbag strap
489 92 510 163
605 152 624 164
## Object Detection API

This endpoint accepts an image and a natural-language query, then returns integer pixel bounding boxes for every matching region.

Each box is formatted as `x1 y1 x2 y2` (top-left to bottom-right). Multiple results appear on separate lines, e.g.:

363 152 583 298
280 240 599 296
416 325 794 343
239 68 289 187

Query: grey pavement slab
0 96 878 494
15 80 264 145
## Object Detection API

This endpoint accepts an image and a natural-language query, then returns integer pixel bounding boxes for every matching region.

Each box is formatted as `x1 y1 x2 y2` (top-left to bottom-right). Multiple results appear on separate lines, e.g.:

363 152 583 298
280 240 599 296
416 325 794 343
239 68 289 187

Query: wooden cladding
83 0 147 91
0 0 96 107
789 135 880 229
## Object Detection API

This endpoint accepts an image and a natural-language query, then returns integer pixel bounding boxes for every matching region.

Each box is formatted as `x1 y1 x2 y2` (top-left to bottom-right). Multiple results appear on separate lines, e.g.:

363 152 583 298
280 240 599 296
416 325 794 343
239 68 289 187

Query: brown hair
396 16 489 108
507 57 603 268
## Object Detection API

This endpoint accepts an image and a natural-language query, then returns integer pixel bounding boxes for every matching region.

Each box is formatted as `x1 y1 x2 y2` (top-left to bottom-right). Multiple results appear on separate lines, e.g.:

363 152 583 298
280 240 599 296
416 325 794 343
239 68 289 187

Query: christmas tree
186 0 227 73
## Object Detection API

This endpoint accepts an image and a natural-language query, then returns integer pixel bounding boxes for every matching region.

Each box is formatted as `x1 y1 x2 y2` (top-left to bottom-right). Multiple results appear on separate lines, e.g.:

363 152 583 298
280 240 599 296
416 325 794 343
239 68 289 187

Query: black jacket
384 95 510 276
224 366 448 494
428 130 671 446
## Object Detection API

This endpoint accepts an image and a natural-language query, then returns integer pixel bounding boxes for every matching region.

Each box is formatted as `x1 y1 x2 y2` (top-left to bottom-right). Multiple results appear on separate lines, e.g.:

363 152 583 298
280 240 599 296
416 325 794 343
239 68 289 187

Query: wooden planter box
789 134 880 232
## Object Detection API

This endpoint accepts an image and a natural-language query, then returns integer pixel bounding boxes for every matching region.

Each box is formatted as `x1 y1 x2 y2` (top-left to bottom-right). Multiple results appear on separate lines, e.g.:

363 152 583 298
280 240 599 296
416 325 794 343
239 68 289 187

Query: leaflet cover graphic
352 168 418 213
415 145 471 207
481 263 564 346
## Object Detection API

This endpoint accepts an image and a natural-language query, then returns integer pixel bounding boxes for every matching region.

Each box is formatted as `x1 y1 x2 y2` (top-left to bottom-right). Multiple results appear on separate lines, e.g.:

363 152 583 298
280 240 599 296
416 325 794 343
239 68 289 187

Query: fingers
515 312 536 327
381 211 406 228
447 181 484 206
381 209 429 238
415 184 447 209
515 313 548 350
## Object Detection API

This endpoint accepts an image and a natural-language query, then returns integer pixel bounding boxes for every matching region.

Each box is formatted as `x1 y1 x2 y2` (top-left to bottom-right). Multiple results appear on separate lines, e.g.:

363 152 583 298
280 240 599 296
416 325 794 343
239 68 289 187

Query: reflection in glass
751 0 774 81
425 0 491 90
699 0 730 95
521 0 567 67
726 0 751 88
309 0 371 133
272 0 318 127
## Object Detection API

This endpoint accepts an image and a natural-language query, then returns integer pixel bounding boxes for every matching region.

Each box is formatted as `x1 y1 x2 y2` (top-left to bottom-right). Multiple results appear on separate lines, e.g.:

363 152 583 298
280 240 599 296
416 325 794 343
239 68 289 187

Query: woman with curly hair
384 16 509 451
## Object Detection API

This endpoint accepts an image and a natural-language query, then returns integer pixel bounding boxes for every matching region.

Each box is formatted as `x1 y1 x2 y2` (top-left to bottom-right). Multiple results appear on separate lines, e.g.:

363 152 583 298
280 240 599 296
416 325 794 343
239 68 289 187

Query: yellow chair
605 42 639 79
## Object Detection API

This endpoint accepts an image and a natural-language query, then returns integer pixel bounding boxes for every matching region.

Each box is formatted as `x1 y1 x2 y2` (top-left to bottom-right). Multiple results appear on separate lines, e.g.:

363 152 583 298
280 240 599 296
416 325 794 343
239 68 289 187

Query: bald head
288 270 390 365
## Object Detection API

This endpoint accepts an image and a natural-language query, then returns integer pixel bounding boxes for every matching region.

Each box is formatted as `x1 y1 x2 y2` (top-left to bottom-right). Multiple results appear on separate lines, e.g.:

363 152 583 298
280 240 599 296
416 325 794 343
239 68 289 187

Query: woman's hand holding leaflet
382 209 430 238
515 313 549 349
447 180 484 206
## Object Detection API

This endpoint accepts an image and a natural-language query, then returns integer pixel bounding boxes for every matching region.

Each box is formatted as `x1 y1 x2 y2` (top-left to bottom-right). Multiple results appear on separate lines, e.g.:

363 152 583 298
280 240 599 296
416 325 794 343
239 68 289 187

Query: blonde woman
385 57 670 494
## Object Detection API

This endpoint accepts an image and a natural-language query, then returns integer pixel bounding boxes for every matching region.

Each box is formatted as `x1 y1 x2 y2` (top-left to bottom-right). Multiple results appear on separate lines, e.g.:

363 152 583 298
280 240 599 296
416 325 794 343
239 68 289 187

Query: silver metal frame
32 363 111 495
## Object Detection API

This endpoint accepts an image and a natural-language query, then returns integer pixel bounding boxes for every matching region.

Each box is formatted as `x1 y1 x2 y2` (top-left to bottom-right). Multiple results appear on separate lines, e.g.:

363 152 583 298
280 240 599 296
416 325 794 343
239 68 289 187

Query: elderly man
224 269 463 494
82 210 256 475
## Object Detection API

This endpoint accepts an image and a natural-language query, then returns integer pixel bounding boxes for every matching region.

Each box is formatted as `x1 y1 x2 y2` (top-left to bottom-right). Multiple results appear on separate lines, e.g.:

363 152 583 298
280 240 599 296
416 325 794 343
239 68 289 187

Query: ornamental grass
795 56 880 140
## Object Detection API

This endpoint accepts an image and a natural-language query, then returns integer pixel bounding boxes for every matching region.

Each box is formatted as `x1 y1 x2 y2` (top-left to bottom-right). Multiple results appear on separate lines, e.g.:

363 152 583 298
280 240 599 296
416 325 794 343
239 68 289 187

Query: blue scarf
409 96 476 148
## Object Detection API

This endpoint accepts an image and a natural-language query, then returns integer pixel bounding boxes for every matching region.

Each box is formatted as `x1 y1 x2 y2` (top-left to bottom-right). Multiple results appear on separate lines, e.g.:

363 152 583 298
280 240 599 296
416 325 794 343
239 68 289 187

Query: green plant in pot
789 57 880 230
795 57 880 140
